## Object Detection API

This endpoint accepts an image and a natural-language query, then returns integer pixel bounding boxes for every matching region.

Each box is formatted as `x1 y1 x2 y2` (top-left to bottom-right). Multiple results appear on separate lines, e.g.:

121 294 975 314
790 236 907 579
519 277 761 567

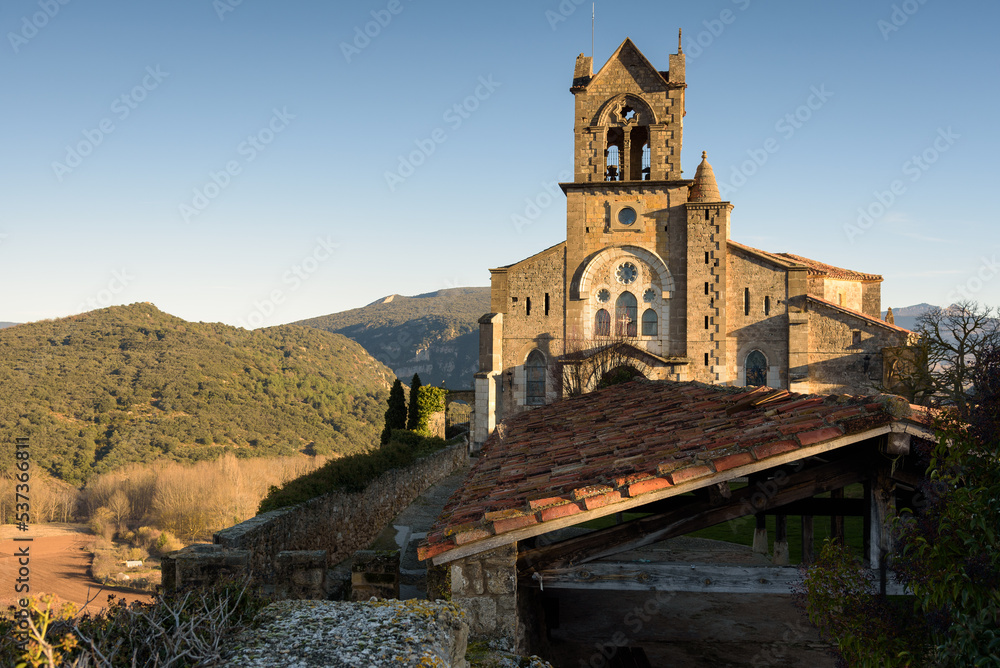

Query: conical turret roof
689 151 721 203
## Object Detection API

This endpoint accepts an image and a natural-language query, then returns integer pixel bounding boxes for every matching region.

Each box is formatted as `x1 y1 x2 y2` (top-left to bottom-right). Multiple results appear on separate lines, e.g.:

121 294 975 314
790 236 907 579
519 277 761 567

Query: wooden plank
522 562 910 595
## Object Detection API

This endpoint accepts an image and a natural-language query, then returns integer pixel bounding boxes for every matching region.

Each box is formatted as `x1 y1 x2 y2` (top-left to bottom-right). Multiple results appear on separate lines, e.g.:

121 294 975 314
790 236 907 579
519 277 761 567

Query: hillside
0 303 394 483
296 287 490 389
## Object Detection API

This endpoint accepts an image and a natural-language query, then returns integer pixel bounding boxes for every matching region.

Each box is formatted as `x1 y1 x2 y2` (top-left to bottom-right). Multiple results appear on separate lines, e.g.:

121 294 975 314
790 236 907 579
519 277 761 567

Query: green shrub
257 432 450 513
413 386 446 436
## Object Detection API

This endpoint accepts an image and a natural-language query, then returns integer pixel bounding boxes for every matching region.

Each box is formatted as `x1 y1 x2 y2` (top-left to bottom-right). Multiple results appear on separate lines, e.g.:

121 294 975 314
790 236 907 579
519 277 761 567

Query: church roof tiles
728 241 883 282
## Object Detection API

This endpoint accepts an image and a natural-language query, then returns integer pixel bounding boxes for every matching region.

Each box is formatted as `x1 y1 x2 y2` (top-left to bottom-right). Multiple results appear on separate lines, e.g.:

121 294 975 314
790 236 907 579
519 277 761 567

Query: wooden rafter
518 456 869 573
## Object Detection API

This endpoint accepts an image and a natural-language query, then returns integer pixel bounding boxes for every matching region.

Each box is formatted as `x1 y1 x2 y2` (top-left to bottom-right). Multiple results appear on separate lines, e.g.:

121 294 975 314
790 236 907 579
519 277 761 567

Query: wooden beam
761 497 864 516
773 514 789 565
517 458 869 573
801 515 815 565
831 487 845 544
752 513 768 555
521 562 910 595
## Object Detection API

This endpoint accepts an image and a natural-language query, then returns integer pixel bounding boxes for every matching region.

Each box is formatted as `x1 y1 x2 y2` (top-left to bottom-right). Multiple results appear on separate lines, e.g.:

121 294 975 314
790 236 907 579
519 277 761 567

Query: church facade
473 38 912 448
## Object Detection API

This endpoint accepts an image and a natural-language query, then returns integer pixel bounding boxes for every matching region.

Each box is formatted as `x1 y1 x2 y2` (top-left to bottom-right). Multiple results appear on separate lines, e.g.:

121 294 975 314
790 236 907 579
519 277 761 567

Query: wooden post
752 512 768 555
830 487 845 543
801 515 814 564
773 514 789 565
866 470 895 571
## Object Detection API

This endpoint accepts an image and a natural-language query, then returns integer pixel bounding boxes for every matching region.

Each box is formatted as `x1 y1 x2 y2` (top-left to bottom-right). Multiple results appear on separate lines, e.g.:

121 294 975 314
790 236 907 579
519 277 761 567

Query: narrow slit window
641 143 651 180
704 353 710 366
705 252 710 265
705 282 710 296
744 288 750 316
764 296 771 315
705 315 709 330
544 293 550 316
526 297 531 316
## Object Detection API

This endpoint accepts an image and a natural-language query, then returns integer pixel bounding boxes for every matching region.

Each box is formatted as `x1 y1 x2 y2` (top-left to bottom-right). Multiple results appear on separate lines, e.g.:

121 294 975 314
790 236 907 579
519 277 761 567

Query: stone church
473 38 912 448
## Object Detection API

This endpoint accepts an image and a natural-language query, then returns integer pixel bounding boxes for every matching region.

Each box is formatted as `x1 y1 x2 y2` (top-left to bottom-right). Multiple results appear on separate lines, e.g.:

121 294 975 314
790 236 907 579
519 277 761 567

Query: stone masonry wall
726 248 790 387
450 543 519 652
806 303 908 395
498 245 566 418
214 441 468 579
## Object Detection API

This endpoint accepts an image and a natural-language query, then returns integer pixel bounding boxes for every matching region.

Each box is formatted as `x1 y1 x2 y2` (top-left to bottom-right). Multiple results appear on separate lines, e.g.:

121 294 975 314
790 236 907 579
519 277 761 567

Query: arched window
595 309 611 337
615 292 637 337
641 143 651 180
746 350 768 387
605 145 620 181
525 350 546 405
641 308 658 336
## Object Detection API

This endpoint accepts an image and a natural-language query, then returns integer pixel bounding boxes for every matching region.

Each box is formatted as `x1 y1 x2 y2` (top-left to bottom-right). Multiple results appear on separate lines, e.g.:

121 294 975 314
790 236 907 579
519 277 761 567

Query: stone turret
688 151 721 203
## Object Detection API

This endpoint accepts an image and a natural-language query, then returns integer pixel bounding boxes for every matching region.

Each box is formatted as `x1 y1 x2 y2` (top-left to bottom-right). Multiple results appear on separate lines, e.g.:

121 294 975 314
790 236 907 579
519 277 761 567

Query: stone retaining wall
213 440 468 580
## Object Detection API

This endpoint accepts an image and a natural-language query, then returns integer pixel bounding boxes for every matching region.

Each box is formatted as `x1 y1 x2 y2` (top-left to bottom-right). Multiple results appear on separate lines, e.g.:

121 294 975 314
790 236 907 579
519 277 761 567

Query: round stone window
596 288 611 303
643 288 657 302
616 262 638 285
618 207 637 226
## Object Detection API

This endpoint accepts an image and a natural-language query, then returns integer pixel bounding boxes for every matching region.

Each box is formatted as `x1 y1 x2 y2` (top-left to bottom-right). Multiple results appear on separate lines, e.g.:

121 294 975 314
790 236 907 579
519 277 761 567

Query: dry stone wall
213 441 468 579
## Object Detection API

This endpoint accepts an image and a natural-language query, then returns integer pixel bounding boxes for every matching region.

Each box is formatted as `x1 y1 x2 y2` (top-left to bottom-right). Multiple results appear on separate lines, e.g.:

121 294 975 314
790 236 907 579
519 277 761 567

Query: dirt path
1 524 153 614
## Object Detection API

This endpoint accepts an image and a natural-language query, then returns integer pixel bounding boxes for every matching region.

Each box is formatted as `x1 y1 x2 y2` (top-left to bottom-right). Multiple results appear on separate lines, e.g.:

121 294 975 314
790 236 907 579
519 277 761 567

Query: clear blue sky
3 0 997 328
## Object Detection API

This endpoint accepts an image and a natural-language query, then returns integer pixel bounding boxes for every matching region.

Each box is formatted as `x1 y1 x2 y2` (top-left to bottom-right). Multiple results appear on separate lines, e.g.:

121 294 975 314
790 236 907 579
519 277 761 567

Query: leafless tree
887 300 999 410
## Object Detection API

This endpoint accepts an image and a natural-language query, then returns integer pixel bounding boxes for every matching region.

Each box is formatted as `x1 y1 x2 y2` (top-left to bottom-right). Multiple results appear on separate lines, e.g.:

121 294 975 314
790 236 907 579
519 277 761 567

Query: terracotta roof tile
418 379 929 562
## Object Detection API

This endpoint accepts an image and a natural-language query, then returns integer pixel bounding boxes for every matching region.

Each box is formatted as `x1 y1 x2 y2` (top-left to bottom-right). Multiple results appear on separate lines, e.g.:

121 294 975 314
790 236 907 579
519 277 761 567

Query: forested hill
0 303 394 483
295 287 490 389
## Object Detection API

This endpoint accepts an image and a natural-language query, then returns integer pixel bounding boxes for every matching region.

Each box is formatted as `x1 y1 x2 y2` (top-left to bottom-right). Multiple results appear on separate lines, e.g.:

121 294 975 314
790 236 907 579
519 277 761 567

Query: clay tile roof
807 295 914 334
772 252 883 282
418 380 931 563
727 241 882 282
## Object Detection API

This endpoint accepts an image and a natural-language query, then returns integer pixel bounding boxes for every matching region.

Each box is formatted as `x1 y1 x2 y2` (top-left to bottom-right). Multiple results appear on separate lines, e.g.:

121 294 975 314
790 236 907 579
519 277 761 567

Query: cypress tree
381 378 407 445
406 373 423 430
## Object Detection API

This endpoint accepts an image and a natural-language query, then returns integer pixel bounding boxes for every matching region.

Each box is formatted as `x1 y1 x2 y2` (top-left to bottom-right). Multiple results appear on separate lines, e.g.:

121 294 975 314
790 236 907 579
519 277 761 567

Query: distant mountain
0 322 18 329
296 287 490 389
0 303 394 483
883 303 937 332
